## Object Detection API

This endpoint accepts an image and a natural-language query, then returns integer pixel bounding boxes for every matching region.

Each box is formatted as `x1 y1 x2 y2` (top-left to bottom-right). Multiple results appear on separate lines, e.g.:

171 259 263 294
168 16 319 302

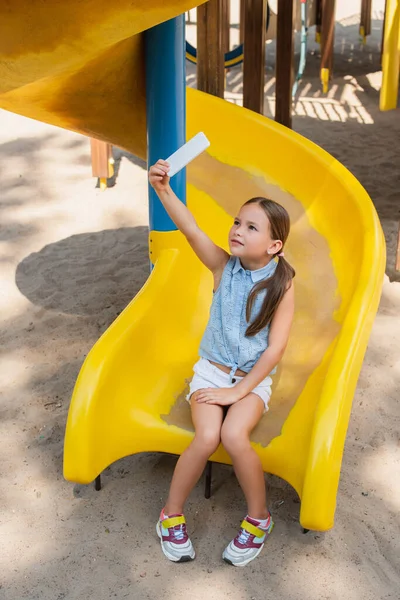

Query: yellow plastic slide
0 1 385 531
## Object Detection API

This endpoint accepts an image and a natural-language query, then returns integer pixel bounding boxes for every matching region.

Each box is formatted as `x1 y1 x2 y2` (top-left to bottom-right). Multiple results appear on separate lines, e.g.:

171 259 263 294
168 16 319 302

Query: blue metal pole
145 16 186 232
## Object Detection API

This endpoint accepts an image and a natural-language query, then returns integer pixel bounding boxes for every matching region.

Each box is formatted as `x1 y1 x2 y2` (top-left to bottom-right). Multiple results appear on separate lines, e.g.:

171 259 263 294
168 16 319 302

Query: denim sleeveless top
199 256 278 377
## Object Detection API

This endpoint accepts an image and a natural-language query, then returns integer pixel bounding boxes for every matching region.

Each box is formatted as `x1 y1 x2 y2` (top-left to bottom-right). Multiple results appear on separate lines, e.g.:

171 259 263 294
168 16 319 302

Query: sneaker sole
156 521 195 563
223 543 264 567
222 522 274 567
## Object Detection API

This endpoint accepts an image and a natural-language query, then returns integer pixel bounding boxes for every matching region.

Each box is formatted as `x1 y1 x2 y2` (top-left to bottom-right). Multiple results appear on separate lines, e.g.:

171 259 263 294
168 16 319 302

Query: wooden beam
90 139 113 179
320 0 336 93
315 0 323 43
240 0 245 44
222 0 230 53
275 0 294 128
243 0 266 114
360 0 372 40
197 0 224 97
360 0 372 39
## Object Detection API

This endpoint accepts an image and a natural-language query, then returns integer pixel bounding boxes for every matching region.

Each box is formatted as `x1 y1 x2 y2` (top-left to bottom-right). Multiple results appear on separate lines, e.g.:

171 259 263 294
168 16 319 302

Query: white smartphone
166 132 210 178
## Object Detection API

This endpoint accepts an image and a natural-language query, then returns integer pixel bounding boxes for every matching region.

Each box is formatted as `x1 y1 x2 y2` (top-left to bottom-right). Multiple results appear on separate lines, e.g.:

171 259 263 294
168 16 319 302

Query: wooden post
275 0 294 128
197 0 224 97
396 221 400 272
90 139 114 190
320 0 336 93
240 0 245 44
315 0 323 43
360 0 372 40
243 0 266 114
222 0 230 53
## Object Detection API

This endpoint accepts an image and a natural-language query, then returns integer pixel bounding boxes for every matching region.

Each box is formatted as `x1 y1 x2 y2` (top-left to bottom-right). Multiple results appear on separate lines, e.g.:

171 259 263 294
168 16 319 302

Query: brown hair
244 197 295 336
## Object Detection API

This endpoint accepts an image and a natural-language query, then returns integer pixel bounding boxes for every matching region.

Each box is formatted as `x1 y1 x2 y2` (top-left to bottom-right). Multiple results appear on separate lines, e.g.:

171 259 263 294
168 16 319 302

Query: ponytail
245 255 295 336
242 196 295 336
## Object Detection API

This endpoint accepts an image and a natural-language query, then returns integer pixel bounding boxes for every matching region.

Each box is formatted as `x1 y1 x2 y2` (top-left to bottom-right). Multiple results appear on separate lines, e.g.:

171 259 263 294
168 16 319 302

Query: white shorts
186 358 272 412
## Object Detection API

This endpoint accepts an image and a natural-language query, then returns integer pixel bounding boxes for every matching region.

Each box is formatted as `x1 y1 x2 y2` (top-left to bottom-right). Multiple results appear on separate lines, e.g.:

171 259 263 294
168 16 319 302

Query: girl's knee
221 423 250 455
193 428 221 455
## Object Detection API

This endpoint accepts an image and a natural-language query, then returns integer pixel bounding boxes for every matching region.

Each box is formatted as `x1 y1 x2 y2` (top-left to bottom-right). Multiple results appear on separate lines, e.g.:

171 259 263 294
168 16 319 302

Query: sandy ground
1 2 399 599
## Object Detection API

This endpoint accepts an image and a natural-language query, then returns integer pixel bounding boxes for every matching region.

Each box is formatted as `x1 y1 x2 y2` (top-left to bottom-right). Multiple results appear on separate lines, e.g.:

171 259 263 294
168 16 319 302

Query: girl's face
228 203 282 262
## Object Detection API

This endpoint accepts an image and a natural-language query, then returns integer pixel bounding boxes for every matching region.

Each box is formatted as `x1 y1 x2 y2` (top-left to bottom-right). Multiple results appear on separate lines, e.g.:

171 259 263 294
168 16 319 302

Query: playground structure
91 1 400 185
185 0 400 113
0 1 386 532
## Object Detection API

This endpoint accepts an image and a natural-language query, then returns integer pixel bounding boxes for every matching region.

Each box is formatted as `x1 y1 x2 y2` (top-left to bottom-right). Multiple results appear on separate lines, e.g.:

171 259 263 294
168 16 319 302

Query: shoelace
237 528 251 545
237 521 269 545
170 523 187 542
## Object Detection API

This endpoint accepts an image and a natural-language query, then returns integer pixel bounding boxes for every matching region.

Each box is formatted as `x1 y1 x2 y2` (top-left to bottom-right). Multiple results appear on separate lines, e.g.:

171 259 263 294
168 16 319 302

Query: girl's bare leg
164 396 224 515
220 394 268 519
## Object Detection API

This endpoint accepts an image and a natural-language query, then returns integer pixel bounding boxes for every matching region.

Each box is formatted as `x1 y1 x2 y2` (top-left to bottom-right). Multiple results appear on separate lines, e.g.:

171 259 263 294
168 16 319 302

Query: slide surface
0 1 385 531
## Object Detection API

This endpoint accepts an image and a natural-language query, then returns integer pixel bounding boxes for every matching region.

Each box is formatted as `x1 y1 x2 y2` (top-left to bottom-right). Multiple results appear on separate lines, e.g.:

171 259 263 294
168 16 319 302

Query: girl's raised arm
149 160 229 274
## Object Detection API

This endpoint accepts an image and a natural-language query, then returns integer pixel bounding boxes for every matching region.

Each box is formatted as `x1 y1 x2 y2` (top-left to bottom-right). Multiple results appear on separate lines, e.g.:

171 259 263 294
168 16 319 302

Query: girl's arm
196 283 295 405
149 160 229 274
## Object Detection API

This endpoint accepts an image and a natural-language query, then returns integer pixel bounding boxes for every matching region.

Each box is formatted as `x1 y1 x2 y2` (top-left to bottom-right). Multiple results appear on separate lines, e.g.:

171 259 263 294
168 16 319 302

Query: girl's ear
267 240 283 255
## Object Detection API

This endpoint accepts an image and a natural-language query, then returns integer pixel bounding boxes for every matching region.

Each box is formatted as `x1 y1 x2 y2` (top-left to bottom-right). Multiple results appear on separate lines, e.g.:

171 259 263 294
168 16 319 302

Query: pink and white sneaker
156 510 195 563
222 514 274 567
